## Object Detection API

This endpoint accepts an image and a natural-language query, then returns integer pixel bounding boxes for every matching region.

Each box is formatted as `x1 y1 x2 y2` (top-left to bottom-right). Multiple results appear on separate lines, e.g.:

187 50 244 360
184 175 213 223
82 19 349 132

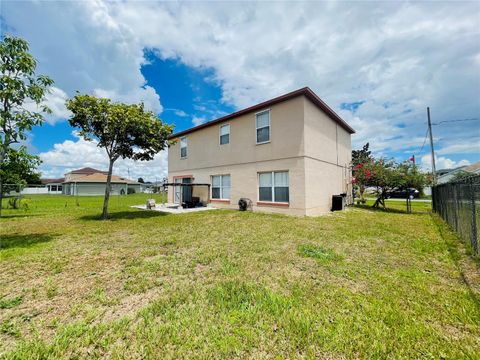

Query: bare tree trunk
373 189 387 210
102 159 115 220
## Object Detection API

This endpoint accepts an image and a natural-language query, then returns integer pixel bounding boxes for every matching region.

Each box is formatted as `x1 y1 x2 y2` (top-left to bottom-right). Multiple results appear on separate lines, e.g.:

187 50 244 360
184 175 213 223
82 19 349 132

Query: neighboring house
20 178 64 195
41 178 65 193
167 87 355 216
436 161 480 184
62 167 141 196
436 166 469 184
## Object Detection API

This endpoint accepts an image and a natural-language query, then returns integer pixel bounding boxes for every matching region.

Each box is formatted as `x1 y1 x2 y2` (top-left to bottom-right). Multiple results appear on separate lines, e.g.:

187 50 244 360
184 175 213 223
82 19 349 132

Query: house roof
41 178 65 185
68 167 108 175
463 161 480 173
64 173 139 184
168 87 355 140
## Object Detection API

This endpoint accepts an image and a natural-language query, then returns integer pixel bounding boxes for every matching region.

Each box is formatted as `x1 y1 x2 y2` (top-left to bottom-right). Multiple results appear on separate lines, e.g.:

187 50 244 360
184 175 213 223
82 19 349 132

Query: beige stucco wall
169 157 307 215
168 94 352 216
303 97 352 214
168 96 305 173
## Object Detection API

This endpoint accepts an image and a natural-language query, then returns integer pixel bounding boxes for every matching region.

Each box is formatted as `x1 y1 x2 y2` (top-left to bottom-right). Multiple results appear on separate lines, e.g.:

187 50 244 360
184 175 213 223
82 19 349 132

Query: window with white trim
220 124 230 145
258 171 289 203
212 174 231 200
180 136 187 158
256 110 270 144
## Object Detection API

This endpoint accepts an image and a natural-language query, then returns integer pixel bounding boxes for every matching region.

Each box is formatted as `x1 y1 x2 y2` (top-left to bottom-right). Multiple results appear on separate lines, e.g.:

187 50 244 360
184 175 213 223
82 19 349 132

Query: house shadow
0 233 57 250
80 210 169 221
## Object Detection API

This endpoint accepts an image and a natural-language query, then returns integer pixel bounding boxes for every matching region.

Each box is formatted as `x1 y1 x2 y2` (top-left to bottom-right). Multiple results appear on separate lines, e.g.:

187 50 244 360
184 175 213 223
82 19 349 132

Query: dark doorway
182 177 192 203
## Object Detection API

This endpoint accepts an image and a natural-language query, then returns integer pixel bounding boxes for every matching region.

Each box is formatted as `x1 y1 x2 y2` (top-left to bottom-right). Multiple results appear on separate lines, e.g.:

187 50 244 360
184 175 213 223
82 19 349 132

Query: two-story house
167 87 355 216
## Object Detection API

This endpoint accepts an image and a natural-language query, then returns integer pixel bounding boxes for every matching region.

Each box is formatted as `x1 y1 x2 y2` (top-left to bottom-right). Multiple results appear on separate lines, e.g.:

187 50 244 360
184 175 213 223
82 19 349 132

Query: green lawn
0 195 479 359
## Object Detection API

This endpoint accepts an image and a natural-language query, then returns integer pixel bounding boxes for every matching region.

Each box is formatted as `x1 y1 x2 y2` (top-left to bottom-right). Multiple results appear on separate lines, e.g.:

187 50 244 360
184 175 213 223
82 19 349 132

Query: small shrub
127 187 136 194
7 197 21 209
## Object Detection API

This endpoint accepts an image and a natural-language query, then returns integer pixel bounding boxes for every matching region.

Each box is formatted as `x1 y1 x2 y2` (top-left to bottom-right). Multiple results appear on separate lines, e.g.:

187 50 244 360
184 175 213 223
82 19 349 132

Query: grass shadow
431 214 480 310
0 213 43 219
79 210 169 221
354 204 430 215
354 204 410 214
0 233 57 250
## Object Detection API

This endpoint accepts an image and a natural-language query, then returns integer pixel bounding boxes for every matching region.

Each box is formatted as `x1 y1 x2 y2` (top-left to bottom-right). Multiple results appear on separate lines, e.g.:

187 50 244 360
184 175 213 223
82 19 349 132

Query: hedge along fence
432 174 479 255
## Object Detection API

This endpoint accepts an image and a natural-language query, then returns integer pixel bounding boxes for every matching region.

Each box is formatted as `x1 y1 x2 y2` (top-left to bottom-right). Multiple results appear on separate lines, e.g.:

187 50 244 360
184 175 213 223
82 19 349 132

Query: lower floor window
259 171 289 202
212 174 231 200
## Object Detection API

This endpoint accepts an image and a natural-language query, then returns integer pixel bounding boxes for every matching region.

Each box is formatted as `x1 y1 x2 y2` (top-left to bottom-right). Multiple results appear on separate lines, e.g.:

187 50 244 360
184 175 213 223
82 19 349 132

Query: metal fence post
470 177 478 254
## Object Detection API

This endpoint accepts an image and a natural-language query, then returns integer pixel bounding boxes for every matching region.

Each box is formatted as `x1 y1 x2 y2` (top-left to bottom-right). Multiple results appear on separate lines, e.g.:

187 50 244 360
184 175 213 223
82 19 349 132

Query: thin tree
0 35 53 216
66 94 173 219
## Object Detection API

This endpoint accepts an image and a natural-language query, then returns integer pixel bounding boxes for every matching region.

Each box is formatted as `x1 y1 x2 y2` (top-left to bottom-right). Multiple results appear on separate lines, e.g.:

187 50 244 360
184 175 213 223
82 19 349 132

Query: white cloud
192 116 207 126
38 133 168 182
4 0 479 169
436 141 480 155
164 108 188 117
3 0 163 122
43 87 71 124
421 154 471 171
93 86 162 113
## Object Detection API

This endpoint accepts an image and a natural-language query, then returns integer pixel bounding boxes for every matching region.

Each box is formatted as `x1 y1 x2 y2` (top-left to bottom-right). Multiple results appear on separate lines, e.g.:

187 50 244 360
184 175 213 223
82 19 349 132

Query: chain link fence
432 175 479 255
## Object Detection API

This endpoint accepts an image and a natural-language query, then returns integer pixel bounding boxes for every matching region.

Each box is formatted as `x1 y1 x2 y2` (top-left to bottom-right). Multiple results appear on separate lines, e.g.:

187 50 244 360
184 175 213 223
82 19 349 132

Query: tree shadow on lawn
0 213 42 219
354 204 430 215
80 210 169 221
0 233 57 250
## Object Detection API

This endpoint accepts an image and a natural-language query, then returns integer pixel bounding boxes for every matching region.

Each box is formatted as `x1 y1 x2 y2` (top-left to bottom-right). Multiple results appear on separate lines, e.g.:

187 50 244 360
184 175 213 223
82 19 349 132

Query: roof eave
168 87 355 140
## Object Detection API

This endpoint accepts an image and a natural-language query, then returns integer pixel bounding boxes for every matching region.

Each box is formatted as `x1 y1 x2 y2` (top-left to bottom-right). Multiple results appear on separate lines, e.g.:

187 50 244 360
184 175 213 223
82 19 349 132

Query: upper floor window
258 171 289 203
180 136 187 158
256 110 270 144
220 124 230 145
212 174 231 200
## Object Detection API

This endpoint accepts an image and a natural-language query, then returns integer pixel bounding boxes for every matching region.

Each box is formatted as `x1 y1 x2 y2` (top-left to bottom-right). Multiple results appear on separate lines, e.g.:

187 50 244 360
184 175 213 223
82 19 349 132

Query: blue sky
2 1 479 180
30 54 235 154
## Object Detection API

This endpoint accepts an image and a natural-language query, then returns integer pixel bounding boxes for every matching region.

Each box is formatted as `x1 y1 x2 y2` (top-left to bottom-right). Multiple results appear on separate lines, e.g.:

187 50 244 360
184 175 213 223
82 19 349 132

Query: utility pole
427 107 436 183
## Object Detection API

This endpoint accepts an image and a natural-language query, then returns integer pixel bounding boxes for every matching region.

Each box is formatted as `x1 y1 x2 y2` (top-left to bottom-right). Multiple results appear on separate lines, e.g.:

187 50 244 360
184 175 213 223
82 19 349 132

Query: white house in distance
61 167 142 196
167 87 355 216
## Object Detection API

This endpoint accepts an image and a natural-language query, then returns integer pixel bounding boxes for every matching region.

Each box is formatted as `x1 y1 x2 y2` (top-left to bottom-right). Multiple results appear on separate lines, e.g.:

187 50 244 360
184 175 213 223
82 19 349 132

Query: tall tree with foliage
0 35 53 215
66 94 173 219
352 143 372 202
353 158 429 211
0 146 41 195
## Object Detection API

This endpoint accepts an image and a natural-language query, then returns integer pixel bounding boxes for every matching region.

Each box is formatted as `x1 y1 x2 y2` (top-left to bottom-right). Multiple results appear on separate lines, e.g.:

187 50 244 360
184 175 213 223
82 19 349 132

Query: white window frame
219 124 230 145
180 136 187 159
255 109 271 144
211 174 231 200
257 171 289 203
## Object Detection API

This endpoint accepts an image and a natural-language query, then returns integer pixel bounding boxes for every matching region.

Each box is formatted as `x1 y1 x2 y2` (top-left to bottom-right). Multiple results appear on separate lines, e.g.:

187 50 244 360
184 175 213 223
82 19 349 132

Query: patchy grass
0 195 479 358
0 296 23 310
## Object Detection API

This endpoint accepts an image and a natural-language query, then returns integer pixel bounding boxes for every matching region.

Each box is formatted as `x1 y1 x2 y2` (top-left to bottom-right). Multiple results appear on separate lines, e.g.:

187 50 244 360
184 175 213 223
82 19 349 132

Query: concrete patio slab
131 204 218 214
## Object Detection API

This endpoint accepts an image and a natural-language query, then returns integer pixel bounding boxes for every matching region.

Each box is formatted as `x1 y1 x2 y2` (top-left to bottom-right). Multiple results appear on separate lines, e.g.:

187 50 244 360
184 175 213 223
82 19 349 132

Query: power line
432 118 479 125
416 127 429 156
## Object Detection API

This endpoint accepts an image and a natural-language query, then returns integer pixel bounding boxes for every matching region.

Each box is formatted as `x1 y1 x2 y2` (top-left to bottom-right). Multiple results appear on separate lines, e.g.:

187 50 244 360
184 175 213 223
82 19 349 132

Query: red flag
409 155 415 164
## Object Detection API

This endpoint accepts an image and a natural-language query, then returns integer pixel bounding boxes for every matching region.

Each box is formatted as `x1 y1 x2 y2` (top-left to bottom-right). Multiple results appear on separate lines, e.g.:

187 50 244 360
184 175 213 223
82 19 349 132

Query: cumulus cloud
4 0 479 174
192 116 207 126
421 154 471 171
38 133 168 181
3 0 163 122
43 87 71 124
